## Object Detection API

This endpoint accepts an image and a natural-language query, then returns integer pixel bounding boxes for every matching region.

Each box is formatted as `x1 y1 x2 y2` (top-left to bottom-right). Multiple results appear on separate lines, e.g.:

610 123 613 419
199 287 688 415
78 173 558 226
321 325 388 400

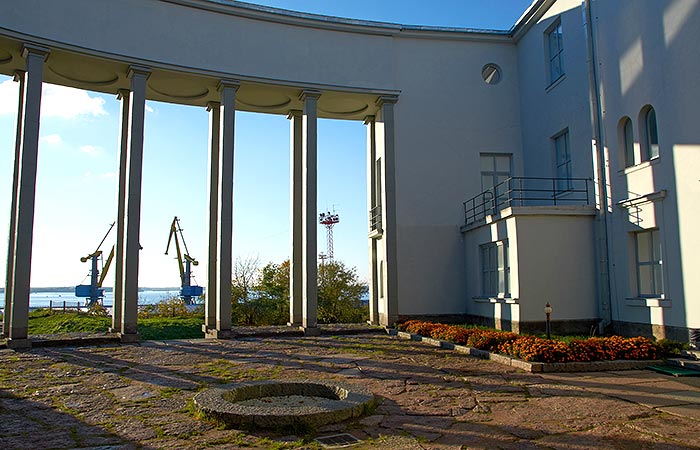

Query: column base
202 325 232 339
287 321 301 327
300 326 321 336
7 338 32 350
119 332 140 344
108 327 121 334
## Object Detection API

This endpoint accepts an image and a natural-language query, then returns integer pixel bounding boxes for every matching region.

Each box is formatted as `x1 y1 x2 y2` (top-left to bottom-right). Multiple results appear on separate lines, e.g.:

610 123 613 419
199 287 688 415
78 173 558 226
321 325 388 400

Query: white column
120 66 150 342
288 109 303 326
203 101 221 336
364 115 380 325
6 45 49 349
110 88 130 333
300 90 321 335
209 80 240 339
3 70 26 340
377 96 399 327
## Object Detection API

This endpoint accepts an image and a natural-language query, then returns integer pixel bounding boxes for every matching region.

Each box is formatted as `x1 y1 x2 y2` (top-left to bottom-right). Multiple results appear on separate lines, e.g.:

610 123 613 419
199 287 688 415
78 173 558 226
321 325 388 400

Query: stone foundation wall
612 320 699 345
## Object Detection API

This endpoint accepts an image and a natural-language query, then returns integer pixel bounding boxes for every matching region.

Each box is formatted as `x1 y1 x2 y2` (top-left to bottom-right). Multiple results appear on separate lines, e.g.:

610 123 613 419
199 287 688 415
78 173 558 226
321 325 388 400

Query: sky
0 0 532 288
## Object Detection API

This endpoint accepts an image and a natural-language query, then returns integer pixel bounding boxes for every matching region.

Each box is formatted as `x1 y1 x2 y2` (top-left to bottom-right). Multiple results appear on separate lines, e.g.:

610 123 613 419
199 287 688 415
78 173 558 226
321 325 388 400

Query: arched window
618 116 634 167
640 105 659 161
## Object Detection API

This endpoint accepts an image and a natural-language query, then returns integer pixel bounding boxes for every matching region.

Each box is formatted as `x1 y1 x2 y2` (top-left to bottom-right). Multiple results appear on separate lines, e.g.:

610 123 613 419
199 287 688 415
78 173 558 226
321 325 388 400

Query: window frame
635 229 664 298
552 129 572 191
639 105 660 162
480 240 510 298
619 116 635 168
545 18 564 85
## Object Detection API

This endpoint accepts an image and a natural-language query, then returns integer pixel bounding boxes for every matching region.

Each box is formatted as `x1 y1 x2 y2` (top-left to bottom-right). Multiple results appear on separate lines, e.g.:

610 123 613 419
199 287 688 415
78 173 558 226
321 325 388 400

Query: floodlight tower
319 211 340 262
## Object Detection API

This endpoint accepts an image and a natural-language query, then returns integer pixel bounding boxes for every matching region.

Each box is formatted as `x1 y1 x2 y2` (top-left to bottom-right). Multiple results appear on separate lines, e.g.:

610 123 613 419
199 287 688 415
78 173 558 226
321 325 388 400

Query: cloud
40 134 63 145
0 79 18 115
0 80 108 119
100 172 116 179
145 102 155 113
80 145 103 157
42 84 108 119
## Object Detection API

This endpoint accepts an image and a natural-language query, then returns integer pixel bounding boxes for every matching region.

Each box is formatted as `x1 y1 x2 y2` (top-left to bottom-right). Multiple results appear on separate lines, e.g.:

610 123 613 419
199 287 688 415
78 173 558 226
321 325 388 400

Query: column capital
376 95 399 107
21 44 50 61
287 109 302 119
206 101 221 112
127 65 151 79
12 70 26 82
116 88 130 100
363 115 376 125
217 79 240 92
299 90 322 101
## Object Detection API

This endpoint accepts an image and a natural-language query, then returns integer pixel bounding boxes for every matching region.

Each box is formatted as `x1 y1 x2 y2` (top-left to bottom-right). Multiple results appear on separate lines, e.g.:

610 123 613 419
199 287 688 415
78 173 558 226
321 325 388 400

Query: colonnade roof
0 0 542 119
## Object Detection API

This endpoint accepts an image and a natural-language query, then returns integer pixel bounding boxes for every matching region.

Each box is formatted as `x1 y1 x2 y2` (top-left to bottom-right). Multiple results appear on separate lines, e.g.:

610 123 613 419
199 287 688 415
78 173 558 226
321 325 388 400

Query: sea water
0 289 181 310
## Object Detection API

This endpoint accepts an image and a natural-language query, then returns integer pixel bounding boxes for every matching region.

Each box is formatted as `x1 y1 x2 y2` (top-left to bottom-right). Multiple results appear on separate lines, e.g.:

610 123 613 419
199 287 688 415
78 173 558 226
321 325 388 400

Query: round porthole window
481 64 502 85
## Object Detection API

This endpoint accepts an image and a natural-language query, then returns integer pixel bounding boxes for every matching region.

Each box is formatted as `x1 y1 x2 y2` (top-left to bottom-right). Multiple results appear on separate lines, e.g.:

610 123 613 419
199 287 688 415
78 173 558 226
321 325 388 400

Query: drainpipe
584 0 614 332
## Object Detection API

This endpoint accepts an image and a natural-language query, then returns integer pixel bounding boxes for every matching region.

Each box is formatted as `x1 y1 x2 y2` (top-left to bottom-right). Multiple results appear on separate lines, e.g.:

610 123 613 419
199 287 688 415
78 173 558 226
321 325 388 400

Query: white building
1 0 698 347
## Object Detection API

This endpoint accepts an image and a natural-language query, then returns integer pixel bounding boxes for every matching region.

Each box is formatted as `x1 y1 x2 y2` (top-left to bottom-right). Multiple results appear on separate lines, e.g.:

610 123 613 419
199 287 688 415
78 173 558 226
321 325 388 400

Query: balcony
463 176 592 225
369 205 382 234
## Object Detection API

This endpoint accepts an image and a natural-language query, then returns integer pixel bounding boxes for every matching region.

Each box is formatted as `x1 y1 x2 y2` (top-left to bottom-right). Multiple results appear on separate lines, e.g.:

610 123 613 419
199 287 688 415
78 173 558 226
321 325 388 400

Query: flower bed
397 320 661 363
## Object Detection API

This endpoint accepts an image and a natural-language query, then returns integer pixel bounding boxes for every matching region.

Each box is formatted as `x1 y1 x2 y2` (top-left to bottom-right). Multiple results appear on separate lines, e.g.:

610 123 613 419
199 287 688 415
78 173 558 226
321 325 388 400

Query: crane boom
165 216 203 304
75 222 115 307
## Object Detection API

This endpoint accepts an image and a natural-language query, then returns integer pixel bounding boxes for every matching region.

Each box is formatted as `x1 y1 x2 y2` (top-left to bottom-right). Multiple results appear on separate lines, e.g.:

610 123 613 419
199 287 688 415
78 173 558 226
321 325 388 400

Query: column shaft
214 80 239 337
204 101 221 334
3 71 25 339
377 97 399 327
288 109 303 326
111 89 130 332
364 115 380 325
120 66 150 341
7 46 48 348
300 91 320 333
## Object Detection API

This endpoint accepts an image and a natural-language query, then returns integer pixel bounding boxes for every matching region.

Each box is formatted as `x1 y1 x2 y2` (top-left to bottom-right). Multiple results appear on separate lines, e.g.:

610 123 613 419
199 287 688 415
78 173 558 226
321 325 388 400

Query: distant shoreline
0 287 180 294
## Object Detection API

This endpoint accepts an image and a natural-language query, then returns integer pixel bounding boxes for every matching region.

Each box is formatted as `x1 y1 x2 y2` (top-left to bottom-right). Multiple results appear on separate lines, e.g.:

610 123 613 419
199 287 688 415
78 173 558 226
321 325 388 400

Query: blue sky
0 0 531 288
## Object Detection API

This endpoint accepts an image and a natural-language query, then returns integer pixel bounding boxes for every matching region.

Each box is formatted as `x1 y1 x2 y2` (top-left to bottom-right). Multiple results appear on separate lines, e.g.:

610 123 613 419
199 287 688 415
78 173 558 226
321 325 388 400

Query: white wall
516 0 594 181
594 0 700 331
391 37 522 315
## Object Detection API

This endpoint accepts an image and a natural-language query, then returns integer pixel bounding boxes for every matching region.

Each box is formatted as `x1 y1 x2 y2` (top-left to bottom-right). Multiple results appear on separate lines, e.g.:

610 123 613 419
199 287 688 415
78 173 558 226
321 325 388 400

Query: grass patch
26 309 205 340
138 316 204 340
28 309 110 334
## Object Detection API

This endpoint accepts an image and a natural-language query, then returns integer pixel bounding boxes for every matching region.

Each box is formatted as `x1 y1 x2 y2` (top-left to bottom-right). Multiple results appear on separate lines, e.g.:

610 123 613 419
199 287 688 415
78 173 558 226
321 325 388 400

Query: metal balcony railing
463 176 591 225
369 205 382 232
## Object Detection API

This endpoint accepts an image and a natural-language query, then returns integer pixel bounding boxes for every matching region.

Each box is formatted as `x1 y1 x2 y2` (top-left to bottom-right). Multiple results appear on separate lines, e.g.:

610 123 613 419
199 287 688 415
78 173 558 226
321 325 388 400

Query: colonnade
2 44 397 349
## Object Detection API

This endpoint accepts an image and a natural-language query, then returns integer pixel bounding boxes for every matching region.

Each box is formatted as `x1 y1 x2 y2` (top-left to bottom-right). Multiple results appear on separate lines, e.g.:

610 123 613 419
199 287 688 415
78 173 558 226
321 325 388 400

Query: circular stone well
193 380 376 429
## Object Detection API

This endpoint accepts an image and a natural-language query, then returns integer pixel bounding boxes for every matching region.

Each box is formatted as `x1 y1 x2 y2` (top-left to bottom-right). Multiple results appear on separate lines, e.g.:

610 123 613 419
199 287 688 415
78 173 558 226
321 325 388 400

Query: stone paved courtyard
2 332 700 449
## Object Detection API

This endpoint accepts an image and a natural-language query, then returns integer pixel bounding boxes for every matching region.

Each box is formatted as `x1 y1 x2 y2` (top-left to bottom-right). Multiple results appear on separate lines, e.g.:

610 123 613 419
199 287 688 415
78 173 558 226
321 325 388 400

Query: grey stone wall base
301 326 321 336
6 338 32 350
395 330 660 373
613 320 696 344
119 332 141 343
203 327 233 339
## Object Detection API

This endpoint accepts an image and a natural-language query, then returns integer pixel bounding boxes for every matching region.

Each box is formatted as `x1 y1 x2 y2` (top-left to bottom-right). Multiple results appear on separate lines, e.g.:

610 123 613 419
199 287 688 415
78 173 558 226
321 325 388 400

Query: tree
317 261 368 324
231 256 261 325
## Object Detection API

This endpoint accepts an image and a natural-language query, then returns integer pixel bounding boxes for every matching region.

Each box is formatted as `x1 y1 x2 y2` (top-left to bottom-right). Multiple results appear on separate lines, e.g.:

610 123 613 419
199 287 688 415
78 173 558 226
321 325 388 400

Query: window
553 130 572 191
481 63 502 85
480 240 509 297
480 154 512 191
619 117 635 168
480 154 512 210
642 106 659 160
635 229 663 297
546 19 564 83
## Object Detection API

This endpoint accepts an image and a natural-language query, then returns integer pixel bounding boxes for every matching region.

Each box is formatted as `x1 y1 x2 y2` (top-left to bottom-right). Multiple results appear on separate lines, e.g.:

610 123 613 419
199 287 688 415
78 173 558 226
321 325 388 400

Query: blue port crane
165 216 203 305
75 222 115 307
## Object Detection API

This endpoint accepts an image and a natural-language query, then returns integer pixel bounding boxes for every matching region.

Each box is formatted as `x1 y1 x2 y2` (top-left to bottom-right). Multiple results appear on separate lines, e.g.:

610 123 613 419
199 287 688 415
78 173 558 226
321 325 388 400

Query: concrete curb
393 330 661 373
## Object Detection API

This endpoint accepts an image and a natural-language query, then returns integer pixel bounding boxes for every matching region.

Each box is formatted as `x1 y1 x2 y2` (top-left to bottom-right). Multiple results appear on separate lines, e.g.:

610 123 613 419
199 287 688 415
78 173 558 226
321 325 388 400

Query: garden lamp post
544 302 553 339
